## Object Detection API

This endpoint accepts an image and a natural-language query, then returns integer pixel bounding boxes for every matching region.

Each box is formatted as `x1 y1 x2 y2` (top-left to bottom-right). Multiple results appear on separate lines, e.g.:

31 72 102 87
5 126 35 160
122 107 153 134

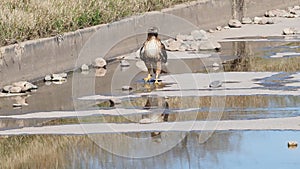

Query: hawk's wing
139 42 146 61
160 41 167 63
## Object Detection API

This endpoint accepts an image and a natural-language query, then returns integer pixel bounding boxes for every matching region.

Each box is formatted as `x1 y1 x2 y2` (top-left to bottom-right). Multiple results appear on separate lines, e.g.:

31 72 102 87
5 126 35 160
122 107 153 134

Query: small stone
208 29 215 33
265 9 289 17
94 58 107 68
9 86 22 93
266 18 274 24
52 74 66 81
253 17 262 24
58 72 67 78
176 34 187 41
228 19 242 28
209 81 223 88
216 26 222 31
2 85 13 93
81 64 89 71
199 40 221 51
283 28 297 35
258 17 268 25
294 6 300 10
44 75 52 81
167 40 182 51
21 82 37 92
122 86 132 91
139 118 152 124
120 60 130 67
212 63 220 67
136 60 148 72
12 81 27 88
241 17 252 24
191 30 208 40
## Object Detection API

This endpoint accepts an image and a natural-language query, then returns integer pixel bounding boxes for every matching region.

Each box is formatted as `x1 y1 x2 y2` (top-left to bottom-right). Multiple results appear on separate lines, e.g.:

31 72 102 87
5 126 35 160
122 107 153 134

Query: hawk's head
147 27 159 38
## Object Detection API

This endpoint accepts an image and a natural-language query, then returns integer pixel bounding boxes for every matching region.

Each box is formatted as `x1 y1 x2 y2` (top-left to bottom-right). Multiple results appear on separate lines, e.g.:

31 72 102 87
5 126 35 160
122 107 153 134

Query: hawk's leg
154 61 161 84
144 62 152 82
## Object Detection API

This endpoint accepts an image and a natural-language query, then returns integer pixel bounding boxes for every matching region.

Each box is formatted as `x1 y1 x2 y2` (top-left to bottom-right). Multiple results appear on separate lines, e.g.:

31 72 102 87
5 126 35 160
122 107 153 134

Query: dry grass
0 0 193 46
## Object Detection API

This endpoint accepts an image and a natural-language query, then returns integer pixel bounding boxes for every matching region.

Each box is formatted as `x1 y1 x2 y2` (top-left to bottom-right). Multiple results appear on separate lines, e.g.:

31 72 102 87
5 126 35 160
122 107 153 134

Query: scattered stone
120 60 130 67
191 30 208 40
293 6 300 10
212 63 220 67
81 64 89 71
44 75 52 81
208 29 215 33
287 141 298 149
199 40 221 51
265 9 289 17
209 80 223 88
122 86 132 91
9 86 22 93
253 17 263 24
216 26 222 31
223 26 230 29
242 17 252 24
167 40 182 51
94 58 107 68
12 81 37 92
266 18 275 24
228 19 242 28
176 34 187 41
283 27 297 35
136 60 148 72
52 74 67 81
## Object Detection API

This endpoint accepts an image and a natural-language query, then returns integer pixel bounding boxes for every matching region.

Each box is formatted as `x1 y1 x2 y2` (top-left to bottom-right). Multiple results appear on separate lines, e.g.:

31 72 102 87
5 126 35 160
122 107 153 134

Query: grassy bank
0 0 193 46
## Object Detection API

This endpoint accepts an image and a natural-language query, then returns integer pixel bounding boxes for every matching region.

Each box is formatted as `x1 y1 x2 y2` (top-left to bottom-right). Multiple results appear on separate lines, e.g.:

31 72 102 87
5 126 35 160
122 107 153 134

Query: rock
94 58 107 68
208 29 215 33
266 18 274 24
212 63 220 67
136 60 148 72
285 14 298 18
191 30 208 40
52 74 66 81
186 35 194 41
120 60 130 67
2 85 13 93
95 68 107 77
164 38 175 46
288 141 298 149
209 80 223 88
9 86 22 93
122 86 132 91
176 34 187 41
81 64 89 71
293 6 300 10
283 28 297 35
44 75 52 81
241 17 252 24
259 17 268 25
253 17 262 24
13 81 37 92
223 26 230 29
179 43 190 52
167 40 182 51
265 9 289 17
216 26 222 31
199 40 221 51
228 19 242 28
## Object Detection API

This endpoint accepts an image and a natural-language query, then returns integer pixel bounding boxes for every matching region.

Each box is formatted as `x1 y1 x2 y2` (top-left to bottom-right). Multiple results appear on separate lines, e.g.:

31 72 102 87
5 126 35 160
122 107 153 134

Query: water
1 131 299 169
0 38 300 168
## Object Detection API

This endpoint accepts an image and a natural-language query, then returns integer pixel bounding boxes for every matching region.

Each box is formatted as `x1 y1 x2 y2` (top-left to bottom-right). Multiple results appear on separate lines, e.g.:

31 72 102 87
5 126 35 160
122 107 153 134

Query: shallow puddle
0 131 299 169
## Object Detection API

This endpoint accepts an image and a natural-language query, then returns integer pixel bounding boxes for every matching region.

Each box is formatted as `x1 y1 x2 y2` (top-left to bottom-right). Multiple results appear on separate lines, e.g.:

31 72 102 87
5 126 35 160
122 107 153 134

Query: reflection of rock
95 68 107 77
12 95 29 108
122 86 132 91
94 58 107 68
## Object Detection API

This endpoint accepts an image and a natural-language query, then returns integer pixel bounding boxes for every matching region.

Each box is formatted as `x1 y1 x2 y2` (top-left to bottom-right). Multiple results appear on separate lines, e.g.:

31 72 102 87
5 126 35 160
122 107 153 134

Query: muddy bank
1 0 300 87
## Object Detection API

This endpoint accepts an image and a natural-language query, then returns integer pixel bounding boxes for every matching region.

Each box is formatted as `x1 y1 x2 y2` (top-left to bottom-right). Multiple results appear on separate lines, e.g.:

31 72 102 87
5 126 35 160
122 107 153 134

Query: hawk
140 27 167 84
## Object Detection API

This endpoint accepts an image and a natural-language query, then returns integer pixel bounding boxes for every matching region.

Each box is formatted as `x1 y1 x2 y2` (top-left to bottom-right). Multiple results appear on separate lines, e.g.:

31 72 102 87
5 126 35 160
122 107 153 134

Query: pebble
94 58 107 68
209 80 223 88
81 64 89 71
122 86 133 91
228 19 242 28
216 26 222 31
95 68 107 77
283 27 297 35
120 60 130 67
242 17 252 24
52 74 67 81
167 40 182 51
44 75 52 81
253 17 262 24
